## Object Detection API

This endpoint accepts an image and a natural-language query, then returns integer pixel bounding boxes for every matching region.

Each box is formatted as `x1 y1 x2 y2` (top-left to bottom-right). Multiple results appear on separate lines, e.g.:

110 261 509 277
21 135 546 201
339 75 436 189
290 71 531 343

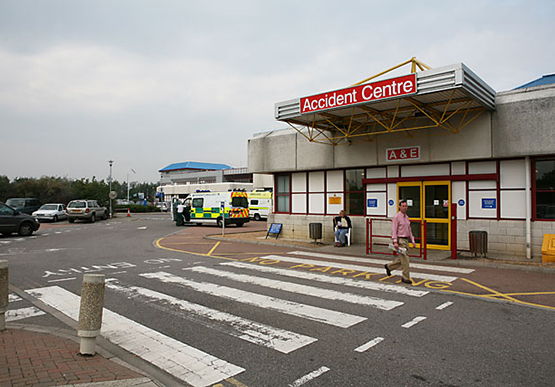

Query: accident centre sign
300 73 417 114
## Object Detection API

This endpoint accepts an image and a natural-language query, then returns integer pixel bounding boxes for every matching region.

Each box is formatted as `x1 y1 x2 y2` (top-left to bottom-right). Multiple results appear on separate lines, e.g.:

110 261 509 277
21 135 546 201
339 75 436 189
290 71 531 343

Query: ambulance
247 190 272 221
185 190 250 227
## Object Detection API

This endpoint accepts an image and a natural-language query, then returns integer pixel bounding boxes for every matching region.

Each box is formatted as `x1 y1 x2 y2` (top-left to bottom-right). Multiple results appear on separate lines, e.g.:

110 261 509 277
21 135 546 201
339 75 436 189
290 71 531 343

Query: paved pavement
3 218 555 386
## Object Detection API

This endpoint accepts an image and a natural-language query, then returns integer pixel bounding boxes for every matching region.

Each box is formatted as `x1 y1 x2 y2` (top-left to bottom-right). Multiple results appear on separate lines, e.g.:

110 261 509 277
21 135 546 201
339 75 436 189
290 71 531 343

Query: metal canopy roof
275 59 496 145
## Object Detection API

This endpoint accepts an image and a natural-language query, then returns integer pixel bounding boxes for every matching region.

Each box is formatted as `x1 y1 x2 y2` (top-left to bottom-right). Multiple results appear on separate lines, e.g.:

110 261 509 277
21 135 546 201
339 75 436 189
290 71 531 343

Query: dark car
0 202 41 236
5 198 41 215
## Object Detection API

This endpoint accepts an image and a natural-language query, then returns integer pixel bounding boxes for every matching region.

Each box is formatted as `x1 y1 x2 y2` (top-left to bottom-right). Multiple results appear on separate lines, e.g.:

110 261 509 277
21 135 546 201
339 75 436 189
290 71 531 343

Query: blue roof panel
514 74 555 90
159 161 231 172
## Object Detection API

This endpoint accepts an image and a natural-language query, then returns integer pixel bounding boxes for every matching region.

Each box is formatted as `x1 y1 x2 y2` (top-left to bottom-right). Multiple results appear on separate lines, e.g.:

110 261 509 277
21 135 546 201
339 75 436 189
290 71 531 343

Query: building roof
514 74 555 90
159 161 231 172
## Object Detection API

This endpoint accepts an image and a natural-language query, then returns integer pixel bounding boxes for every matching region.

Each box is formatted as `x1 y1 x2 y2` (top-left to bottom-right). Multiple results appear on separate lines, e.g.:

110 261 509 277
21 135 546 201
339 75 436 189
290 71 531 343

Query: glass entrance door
398 181 451 250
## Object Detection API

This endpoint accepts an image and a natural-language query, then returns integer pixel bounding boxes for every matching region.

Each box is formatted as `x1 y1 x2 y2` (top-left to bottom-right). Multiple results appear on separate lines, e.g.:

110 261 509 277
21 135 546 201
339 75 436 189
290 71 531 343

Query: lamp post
127 168 136 203
108 160 113 218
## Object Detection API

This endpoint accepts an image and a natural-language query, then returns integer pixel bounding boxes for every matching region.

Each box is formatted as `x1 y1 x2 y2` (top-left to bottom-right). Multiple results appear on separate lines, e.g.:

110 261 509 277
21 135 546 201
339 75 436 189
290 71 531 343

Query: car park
5 198 41 215
32 203 67 222
66 200 109 223
0 202 41 236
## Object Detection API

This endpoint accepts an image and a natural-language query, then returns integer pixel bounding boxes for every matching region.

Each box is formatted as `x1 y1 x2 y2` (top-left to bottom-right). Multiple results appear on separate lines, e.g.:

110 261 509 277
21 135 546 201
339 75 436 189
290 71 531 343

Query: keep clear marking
436 301 454 310
402 316 427 328
288 366 330 387
354 337 384 353
26 286 245 387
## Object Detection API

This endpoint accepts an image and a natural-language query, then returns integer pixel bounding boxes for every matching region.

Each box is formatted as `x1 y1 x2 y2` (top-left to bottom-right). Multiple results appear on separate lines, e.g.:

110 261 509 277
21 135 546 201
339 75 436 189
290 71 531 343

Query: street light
127 168 136 202
109 160 113 218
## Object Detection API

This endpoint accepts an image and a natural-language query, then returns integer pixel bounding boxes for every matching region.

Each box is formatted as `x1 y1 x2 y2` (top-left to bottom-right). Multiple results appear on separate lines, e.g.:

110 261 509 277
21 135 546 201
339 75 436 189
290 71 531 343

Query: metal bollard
78 274 105 355
0 260 8 331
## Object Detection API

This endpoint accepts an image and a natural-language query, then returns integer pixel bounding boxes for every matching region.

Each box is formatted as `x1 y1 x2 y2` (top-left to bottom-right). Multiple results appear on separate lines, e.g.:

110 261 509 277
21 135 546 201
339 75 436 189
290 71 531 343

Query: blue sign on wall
458 199 465 206
388 199 394 206
367 198 378 208
482 198 497 209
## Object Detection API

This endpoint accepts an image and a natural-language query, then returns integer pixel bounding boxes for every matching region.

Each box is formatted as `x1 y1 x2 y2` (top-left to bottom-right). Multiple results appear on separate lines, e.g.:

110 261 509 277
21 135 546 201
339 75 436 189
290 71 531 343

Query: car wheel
102 211 108 220
90 213 96 223
18 222 34 236
217 218 223 228
68 218 75 223
254 213 261 221
2 232 12 237
236 222 244 227
53 215 58 222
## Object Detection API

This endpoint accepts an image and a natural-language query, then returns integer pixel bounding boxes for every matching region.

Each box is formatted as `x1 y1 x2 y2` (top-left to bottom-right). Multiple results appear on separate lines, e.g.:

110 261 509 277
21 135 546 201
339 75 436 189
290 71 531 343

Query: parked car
66 200 108 223
5 198 41 215
32 203 67 222
0 202 40 236
156 202 169 212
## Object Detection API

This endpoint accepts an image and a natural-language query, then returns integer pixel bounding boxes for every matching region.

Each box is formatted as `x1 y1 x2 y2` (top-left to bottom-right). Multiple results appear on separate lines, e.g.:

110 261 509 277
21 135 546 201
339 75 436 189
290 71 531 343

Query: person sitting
333 210 352 247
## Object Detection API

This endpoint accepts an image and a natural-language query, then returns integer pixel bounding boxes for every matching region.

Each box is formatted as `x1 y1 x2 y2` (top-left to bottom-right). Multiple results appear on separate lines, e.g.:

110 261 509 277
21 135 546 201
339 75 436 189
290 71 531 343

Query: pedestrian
184 202 191 222
333 210 352 247
385 199 416 284
176 200 185 226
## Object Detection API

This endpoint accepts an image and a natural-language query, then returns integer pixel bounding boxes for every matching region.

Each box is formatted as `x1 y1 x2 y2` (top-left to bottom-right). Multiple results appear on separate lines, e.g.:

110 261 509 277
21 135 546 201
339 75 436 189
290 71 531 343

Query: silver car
32 203 67 222
66 200 108 223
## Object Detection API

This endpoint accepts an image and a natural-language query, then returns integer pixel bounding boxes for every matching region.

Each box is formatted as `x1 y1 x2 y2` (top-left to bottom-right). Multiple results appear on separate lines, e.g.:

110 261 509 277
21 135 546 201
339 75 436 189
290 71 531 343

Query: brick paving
0 329 143 387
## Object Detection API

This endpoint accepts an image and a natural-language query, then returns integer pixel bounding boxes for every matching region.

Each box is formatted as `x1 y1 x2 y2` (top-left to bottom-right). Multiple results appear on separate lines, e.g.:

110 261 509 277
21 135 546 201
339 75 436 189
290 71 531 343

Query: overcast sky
1 0 554 184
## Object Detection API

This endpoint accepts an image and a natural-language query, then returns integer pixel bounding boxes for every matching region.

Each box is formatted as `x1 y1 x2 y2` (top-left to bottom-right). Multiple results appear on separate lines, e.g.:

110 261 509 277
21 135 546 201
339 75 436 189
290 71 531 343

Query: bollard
78 274 105 355
0 260 8 331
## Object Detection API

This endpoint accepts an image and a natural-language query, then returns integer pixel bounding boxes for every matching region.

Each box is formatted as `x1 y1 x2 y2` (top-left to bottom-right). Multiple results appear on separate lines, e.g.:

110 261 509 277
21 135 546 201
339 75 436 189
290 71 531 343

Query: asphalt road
2 215 555 387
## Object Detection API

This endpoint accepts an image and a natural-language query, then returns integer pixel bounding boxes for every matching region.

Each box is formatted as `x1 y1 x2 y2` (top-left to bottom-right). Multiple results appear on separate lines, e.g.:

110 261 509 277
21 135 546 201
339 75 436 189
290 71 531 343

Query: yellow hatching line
155 238 238 261
447 278 555 310
494 291 555 296
207 242 220 256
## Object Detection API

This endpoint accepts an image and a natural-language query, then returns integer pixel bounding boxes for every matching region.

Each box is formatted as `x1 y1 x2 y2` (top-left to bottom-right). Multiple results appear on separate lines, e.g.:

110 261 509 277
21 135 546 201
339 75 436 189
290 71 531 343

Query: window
275 174 290 213
231 197 248 208
192 198 204 208
535 159 555 219
345 169 364 215
250 199 259 205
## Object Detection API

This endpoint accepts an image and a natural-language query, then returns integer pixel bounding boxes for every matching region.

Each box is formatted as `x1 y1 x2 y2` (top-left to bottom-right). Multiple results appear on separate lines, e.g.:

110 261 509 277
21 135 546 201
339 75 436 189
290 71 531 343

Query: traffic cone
127 208 131 217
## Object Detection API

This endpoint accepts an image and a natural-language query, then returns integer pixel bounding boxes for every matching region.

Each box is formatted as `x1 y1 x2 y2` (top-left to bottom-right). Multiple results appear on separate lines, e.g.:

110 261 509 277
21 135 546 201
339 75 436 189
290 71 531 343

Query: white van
185 191 250 227
247 191 272 221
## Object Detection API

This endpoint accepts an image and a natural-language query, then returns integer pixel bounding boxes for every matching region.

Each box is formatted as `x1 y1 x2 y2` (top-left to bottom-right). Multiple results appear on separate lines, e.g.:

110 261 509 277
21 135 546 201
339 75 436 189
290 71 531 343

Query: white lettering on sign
386 146 420 162
301 74 417 114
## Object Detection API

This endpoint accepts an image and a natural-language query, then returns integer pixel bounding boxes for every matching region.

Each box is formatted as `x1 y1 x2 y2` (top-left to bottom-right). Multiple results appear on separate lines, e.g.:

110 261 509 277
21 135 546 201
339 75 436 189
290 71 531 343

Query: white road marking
221 261 428 297
402 316 427 328
55 231 62 234
288 366 330 387
26 286 245 387
436 301 454 310
6 307 46 322
141 271 366 328
354 337 384 352
185 266 403 311
137 226 147 230
106 281 316 354
289 251 475 274
9 294 22 302
266 255 458 283
47 277 76 283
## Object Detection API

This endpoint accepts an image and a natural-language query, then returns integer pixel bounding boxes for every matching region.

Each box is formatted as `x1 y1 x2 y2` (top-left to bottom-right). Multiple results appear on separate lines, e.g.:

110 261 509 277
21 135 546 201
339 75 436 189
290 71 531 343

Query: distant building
157 161 272 201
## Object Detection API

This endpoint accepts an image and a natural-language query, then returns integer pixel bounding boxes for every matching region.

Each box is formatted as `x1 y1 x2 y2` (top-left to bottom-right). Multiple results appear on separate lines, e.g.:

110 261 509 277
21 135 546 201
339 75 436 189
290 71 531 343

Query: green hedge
114 204 160 213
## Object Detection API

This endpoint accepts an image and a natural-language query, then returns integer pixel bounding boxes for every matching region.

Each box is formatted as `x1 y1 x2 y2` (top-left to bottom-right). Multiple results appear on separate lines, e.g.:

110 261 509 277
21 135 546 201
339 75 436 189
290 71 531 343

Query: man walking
385 199 416 284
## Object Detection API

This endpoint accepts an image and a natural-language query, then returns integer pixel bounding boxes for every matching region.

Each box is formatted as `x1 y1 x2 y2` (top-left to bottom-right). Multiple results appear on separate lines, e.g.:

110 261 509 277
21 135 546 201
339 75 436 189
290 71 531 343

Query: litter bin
309 223 322 242
469 231 488 257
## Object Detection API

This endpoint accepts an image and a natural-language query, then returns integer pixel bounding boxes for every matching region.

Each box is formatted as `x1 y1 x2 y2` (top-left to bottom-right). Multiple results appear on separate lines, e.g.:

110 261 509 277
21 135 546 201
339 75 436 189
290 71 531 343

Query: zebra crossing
18 253 463 387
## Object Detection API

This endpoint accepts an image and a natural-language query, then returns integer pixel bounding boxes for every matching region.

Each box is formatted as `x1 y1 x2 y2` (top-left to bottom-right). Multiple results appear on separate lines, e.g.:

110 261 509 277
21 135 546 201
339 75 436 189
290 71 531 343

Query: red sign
300 74 417 114
386 146 420 162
